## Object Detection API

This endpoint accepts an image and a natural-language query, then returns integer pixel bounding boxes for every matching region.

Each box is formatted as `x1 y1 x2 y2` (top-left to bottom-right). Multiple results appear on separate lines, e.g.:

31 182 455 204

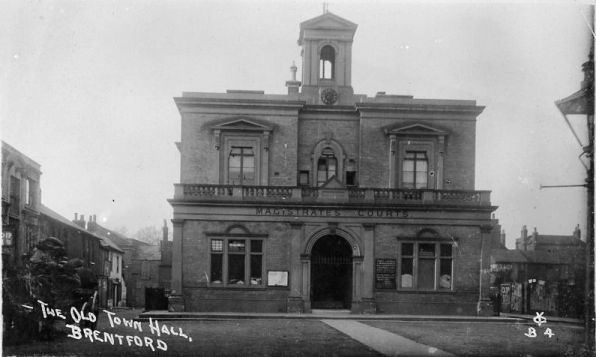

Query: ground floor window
210 238 263 286
399 242 453 290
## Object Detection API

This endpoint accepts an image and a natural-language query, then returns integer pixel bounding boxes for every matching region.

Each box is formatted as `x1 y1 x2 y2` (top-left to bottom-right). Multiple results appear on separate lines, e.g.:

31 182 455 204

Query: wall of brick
297 112 360 184
180 108 300 186
358 114 477 190
372 223 483 314
180 219 294 311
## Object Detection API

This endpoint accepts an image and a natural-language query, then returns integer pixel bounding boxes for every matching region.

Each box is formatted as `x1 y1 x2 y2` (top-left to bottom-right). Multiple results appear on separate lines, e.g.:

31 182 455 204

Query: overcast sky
1 1 592 247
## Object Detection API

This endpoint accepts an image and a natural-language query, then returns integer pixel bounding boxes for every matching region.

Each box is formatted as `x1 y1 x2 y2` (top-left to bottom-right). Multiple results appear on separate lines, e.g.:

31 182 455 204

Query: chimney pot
75 213 78 220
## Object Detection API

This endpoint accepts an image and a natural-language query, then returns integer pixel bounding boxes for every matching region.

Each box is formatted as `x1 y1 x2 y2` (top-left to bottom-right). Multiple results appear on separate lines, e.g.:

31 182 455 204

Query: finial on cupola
290 61 297 81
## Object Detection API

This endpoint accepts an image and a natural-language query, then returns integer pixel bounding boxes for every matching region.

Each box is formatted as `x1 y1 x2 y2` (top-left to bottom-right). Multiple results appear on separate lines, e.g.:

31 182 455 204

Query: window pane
229 169 241 184
402 243 413 256
440 259 452 289
402 172 414 186
228 240 245 253
228 255 245 284
402 160 414 172
440 244 452 257
419 244 435 258
417 160 428 172
415 174 427 189
244 155 255 170
318 158 327 171
211 254 222 283
250 255 262 285
401 258 413 288
250 240 262 253
418 259 435 289
229 153 241 168
211 239 223 252
317 170 327 185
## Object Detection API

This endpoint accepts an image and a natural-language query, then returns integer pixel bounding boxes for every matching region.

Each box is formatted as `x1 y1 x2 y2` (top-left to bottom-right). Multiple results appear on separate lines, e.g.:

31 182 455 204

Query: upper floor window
402 151 428 189
228 147 255 185
9 176 20 208
317 148 337 186
320 45 335 79
25 178 35 206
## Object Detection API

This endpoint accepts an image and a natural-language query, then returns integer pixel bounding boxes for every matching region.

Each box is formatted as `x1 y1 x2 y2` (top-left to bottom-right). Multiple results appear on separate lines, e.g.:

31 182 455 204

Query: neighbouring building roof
40 204 101 241
99 235 124 254
515 234 585 248
491 249 527 264
491 248 581 265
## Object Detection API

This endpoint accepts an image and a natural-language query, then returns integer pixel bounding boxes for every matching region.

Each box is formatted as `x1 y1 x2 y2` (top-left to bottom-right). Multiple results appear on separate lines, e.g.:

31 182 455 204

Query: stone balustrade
175 184 492 206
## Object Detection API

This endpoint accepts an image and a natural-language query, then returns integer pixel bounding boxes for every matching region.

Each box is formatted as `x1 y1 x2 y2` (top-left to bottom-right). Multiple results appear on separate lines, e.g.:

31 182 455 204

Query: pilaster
169 219 185 312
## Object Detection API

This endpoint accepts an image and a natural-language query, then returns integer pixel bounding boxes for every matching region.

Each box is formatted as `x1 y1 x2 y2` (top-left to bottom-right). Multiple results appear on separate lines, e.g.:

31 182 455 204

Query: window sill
384 289 456 294
205 284 268 290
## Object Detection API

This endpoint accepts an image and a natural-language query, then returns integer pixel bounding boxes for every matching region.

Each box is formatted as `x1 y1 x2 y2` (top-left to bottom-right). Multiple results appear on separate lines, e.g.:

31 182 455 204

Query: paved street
3 309 586 357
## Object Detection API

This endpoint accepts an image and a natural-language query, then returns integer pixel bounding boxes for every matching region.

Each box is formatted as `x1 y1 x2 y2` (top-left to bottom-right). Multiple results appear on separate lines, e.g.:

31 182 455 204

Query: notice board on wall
375 259 396 289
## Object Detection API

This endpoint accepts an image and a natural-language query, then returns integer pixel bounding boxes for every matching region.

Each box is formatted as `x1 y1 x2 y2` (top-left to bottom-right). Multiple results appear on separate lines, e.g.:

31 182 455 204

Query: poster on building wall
375 259 397 289
267 271 288 287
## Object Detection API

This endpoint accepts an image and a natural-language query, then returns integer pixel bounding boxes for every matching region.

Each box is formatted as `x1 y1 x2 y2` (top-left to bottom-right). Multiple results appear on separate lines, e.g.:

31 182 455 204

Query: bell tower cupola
298 11 358 105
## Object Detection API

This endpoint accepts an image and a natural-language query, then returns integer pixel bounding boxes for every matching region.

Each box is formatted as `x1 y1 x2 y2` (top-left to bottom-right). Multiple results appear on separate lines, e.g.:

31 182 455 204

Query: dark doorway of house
145 287 168 310
310 235 352 309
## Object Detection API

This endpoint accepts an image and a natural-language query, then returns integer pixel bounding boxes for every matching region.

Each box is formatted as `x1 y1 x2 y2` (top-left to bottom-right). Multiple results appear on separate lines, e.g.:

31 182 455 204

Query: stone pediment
320 176 345 189
301 12 357 30
384 123 448 137
299 12 358 43
209 117 274 133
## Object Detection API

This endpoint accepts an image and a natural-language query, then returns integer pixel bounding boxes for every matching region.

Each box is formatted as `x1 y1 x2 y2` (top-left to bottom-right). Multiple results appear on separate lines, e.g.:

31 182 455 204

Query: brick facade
169 11 499 315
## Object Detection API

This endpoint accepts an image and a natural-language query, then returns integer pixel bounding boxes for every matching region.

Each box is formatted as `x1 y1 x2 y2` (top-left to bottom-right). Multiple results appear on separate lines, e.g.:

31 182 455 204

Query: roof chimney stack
521 225 528 251
573 224 581 240
285 61 301 95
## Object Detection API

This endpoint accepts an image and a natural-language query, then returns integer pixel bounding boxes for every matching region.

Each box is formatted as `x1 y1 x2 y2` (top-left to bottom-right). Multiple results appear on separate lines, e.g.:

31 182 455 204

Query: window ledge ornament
209 117 275 151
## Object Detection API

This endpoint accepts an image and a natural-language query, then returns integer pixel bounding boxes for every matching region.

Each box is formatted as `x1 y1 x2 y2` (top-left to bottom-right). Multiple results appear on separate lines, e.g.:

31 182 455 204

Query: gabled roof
491 249 527 264
491 248 580 265
39 205 101 240
319 175 344 189
299 11 358 44
99 235 124 254
536 235 585 246
300 11 358 31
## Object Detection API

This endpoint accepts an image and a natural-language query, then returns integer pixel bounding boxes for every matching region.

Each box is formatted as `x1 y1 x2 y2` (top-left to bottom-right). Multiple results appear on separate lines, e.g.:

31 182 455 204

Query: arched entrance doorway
310 235 352 309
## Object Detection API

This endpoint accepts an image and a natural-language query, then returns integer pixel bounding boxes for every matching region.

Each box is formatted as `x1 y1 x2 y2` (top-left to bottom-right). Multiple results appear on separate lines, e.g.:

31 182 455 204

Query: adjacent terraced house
169 11 501 315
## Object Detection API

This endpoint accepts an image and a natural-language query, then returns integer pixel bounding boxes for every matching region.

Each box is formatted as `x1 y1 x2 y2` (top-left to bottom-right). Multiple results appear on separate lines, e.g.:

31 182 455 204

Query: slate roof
40 205 92 234
491 248 581 265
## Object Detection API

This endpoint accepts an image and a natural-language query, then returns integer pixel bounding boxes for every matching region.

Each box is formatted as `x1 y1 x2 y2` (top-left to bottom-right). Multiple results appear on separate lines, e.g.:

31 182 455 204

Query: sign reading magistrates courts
255 207 409 218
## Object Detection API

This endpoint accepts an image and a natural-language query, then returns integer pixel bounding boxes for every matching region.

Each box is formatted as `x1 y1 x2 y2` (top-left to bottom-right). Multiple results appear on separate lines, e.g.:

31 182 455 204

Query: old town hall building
169 11 501 315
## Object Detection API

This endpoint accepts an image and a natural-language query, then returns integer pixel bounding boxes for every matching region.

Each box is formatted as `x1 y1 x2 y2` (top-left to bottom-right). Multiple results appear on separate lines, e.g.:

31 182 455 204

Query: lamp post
554 43 594 347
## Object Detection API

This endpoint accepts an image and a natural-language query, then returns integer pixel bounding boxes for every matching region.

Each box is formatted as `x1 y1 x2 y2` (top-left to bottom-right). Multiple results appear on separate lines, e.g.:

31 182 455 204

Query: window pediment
209 117 274 133
384 123 448 137
319 176 344 189
209 117 274 151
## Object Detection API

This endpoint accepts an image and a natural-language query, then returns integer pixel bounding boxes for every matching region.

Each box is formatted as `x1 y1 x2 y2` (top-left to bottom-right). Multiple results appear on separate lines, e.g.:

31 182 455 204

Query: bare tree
132 226 161 245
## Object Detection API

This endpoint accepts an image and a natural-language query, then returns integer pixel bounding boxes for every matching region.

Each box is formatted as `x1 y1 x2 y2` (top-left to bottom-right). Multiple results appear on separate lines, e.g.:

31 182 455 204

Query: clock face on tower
321 88 338 105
